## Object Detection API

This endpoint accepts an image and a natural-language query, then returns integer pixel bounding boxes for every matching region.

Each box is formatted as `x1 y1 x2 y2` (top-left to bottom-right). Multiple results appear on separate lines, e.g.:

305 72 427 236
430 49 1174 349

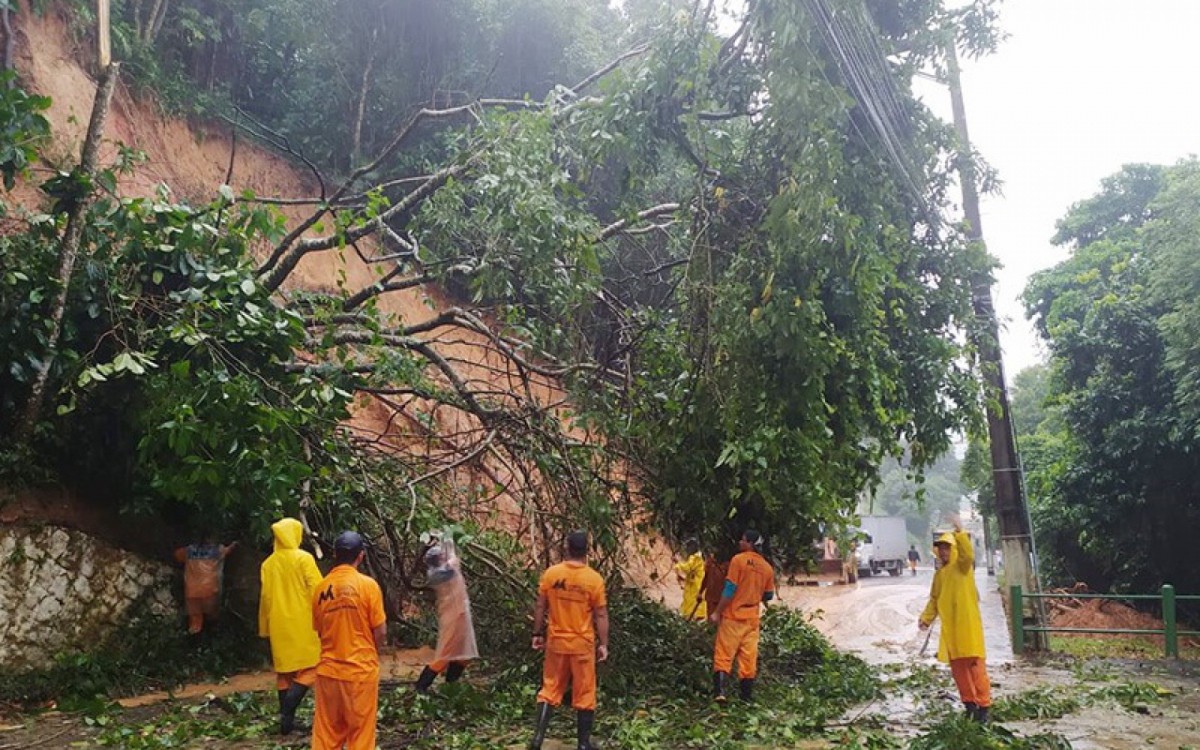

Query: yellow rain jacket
920 531 985 662
675 552 707 620
258 518 322 673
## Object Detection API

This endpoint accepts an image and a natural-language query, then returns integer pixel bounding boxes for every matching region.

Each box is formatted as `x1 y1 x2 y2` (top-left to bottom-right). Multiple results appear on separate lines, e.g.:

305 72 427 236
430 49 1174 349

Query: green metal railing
1011 585 1200 657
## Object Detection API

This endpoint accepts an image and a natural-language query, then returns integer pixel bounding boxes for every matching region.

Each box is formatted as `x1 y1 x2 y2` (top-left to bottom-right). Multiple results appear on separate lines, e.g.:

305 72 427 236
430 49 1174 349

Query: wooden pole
943 38 1047 651
97 0 111 69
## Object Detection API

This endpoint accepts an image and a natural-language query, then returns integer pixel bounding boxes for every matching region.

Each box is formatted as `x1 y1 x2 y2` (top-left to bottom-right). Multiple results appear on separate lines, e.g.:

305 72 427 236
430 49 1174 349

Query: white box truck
857 515 908 577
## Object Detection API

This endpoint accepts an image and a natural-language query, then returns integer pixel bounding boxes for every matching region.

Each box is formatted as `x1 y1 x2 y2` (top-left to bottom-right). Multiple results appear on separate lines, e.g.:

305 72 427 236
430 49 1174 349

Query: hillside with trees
2 0 1002 566
1015 160 1200 597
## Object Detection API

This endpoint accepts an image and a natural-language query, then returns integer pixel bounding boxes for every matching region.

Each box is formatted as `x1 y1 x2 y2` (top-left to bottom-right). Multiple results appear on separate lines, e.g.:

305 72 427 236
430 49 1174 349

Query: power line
804 0 934 226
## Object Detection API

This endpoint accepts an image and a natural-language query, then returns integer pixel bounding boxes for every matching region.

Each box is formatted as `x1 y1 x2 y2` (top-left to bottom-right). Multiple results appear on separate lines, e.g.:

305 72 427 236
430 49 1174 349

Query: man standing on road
907 544 921 576
710 529 775 703
311 531 387 750
528 531 609 750
259 518 323 735
918 517 991 723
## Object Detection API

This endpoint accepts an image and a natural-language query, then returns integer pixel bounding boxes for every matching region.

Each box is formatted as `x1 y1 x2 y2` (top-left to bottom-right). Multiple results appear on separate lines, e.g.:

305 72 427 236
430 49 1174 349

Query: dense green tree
5 0 1006 567
96 0 624 170
1146 160 1200 435
1021 160 1200 594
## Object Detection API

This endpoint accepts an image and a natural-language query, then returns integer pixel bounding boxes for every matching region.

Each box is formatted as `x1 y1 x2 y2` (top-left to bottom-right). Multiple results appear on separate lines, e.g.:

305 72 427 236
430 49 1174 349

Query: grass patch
990 680 1169 722
1048 634 1200 660
0 602 267 710
907 715 1071 750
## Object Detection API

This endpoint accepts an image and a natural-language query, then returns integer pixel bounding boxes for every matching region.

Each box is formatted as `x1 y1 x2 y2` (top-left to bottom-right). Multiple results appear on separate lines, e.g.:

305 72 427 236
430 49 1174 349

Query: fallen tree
2 0 1003 593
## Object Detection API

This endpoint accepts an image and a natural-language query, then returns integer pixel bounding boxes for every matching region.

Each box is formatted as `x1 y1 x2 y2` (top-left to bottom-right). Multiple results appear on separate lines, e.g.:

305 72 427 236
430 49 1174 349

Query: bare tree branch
259 164 466 292
569 44 650 96
598 203 682 241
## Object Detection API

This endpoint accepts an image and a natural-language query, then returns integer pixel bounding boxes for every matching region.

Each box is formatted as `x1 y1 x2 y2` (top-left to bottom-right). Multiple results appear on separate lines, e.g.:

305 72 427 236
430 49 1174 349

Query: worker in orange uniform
311 531 387 750
174 537 237 635
710 529 774 703
259 518 323 735
675 538 707 621
414 532 478 693
919 516 991 723
528 531 609 750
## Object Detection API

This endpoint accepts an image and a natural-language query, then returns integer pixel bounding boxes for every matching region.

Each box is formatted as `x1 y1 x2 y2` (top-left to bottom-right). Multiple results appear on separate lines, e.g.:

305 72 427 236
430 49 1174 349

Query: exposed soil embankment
8 3 673 584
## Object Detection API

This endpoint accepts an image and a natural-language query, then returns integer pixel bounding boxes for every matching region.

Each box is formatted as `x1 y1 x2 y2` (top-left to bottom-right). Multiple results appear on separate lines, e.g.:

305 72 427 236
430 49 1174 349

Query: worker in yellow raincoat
919 518 991 723
414 532 478 693
259 518 323 735
674 538 707 620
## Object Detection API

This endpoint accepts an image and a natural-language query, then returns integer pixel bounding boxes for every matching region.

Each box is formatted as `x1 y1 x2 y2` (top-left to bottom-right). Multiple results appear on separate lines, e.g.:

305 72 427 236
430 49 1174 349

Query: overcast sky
918 0 1200 376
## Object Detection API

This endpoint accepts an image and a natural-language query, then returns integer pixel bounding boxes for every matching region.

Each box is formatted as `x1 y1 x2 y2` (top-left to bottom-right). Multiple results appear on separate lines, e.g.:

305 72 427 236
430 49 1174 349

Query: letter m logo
318 585 335 604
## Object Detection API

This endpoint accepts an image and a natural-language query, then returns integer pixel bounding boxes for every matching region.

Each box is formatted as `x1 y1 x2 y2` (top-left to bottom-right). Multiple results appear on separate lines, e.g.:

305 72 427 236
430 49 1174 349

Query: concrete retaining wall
0 525 177 670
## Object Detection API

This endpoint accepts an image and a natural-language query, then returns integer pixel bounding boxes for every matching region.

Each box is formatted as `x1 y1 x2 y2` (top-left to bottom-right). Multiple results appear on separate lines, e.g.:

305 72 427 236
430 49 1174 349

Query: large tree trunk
144 0 169 46
3 1 14 76
15 64 120 443
350 28 378 169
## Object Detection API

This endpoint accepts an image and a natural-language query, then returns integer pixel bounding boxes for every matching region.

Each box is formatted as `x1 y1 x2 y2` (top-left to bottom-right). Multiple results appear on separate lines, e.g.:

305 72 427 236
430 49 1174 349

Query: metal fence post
1163 584 1177 658
1011 584 1024 655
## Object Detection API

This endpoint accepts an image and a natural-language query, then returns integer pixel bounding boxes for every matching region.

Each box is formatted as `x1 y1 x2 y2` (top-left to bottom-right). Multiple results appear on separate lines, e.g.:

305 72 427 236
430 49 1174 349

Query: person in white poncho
414 532 479 693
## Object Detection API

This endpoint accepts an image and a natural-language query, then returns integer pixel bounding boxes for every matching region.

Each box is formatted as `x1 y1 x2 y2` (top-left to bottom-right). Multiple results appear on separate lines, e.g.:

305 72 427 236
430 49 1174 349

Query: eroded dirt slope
9 3 673 583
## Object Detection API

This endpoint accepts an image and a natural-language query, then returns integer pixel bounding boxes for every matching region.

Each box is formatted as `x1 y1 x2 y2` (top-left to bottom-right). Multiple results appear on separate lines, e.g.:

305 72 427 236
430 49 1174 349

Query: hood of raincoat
272 518 304 552
934 532 956 548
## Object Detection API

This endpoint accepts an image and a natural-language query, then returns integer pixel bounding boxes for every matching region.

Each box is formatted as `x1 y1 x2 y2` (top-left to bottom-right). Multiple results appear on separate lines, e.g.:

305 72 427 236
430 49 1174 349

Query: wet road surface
783 566 1200 749
780 564 1012 666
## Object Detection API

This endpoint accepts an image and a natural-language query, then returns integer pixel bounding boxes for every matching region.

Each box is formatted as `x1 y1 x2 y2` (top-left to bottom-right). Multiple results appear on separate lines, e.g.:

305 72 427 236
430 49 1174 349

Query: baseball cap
334 530 365 554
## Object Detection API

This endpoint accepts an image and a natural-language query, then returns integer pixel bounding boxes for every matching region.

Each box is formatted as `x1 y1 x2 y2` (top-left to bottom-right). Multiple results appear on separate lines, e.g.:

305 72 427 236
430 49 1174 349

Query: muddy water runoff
781 566 1200 749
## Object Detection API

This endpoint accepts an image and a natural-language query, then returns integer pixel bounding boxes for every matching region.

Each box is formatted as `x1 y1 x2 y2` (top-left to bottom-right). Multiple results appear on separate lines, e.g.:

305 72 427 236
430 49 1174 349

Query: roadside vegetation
965 159 1200 607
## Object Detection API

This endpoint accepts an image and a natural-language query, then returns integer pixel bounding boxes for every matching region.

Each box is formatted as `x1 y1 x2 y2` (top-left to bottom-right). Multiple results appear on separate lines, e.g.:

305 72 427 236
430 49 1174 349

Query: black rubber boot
963 702 978 721
445 662 466 683
415 666 438 694
713 671 729 702
576 709 596 750
974 706 989 724
528 702 553 750
276 690 288 733
740 678 755 702
280 683 309 735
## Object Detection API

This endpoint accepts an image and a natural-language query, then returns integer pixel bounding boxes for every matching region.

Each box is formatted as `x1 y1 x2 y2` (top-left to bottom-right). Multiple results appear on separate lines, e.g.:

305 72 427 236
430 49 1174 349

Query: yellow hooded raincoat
920 530 986 663
675 552 707 620
259 518 323 674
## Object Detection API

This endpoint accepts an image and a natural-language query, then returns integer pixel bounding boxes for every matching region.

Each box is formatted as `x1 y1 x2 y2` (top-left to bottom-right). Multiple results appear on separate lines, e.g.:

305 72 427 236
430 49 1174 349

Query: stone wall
0 525 177 671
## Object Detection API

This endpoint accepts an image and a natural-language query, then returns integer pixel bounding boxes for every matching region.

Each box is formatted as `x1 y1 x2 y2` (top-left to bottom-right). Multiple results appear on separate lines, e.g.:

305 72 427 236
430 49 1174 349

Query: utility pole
98 0 111 68
982 512 996 577
943 39 1046 650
